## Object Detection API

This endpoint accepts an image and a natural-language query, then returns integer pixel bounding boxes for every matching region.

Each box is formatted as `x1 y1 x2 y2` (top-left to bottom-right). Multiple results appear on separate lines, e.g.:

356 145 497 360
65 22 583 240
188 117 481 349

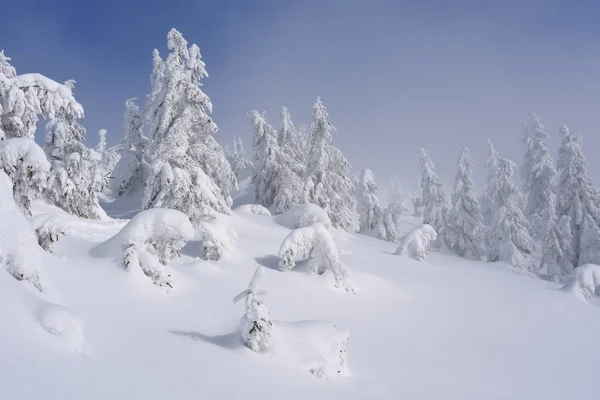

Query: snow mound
395 224 437 262
274 321 350 380
561 264 600 301
30 214 68 253
198 219 238 261
275 203 332 231
93 208 194 289
234 204 272 217
38 302 85 354
0 171 48 291
278 223 354 293
0 138 50 214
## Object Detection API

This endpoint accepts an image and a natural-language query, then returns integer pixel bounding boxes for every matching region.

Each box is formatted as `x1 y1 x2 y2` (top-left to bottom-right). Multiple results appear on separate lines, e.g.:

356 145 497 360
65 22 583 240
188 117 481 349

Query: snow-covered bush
561 264 600 301
0 170 47 291
38 302 85 354
197 219 237 261
94 209 194 289
233 267 272 352
275 203 333 231
395 224 437 262
0 138 50 215
31 214 67 253
278 223 354 293
234 204 272 217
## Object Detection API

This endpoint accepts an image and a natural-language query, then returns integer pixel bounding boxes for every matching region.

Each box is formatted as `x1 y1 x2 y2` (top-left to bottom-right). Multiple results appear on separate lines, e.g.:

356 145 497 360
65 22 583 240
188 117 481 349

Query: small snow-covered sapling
233 267 272 352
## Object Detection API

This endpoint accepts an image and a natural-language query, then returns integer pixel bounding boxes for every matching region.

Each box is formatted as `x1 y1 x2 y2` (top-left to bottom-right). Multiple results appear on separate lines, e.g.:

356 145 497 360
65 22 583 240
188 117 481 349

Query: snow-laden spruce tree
520 113 557 241
356 169 383 233
226 135 253 181
445 148 487 260
113 98 147 196
374 202 405 242
143 29 235 222
233 267 272 352
480 140 500 227
279 106 306 178
419 148 447 248
0 138 50 215
555 126 600 269
487 157 537 271
250 110 302 213
45 106 106 219
541 212 574 282
304 98 358 232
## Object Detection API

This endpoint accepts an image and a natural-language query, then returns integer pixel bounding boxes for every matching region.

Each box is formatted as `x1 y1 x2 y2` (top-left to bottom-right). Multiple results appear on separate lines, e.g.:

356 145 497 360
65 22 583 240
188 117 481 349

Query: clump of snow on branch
197 219 237 261
278 223 354 293
31 214 68 253
0 170 48 291
233 267 272 352
234 204 272 217
95 208 194 289
561 264 600 301
275 203 333 231
38 302 85 354
395 224 437 262
0 138 50 215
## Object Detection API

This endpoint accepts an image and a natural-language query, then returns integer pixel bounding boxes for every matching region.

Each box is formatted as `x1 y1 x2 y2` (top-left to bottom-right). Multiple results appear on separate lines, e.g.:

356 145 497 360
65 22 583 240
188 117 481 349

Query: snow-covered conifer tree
419 148 447 247
250 110 302 213
279 106 306 178
45 112 106 219
487 157 536 271
541 213 574 282
555 126 600 269
233 267 272 352
226 135 253 180
304 98 358 231
143 29 234 221
480 140 499 226
356 169 383 233
113 98 147 195
445 148 487 260
520 113 557 241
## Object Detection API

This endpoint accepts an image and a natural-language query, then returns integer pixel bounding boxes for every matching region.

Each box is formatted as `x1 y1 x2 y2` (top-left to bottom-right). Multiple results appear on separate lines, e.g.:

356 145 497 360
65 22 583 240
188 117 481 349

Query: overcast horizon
2 0 599 190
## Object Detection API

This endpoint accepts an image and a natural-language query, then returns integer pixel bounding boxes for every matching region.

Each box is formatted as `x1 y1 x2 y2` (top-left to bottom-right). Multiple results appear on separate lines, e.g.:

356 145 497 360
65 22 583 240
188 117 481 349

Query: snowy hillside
2 200 600 400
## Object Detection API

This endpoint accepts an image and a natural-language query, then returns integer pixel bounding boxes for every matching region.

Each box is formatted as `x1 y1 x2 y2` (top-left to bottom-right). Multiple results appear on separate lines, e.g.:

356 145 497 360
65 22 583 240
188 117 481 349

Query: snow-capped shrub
31 214 67 253
278 223 354 293
0 138 50 215
233 267 272 352
94 208 194 289
0 170 47 291
395 224 437 262
234 204 272 217
197 219 237 261
38 302 85 354
561 264 600 301
275 203 333 231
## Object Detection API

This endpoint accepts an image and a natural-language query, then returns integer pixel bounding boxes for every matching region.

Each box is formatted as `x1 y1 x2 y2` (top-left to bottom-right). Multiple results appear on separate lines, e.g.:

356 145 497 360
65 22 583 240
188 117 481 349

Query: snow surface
2 199 600 399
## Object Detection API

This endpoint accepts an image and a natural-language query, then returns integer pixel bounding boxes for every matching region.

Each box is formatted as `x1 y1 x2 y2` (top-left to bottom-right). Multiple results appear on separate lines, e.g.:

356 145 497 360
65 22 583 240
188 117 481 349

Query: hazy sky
2 0 599 191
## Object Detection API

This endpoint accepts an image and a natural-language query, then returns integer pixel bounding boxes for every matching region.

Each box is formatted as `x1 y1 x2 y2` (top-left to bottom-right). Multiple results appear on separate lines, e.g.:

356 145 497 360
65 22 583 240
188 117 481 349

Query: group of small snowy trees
404 113 600 282
246 98 359 231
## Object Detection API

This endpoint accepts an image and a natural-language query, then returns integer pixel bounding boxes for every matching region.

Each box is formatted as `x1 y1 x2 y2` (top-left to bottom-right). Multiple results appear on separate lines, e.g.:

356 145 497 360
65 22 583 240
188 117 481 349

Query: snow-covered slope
1 203 600 400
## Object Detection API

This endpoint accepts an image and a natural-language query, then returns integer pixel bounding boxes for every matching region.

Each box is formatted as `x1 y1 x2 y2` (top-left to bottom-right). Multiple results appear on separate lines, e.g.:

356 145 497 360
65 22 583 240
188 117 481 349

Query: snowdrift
92 208 194 288
234 204 272 217
561 264 600 301
275 203 333 231
395 224 437 262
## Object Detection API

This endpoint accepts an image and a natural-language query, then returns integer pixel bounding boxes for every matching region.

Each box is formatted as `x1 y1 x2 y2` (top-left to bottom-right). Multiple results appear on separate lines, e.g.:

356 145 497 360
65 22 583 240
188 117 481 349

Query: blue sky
2 0 599 188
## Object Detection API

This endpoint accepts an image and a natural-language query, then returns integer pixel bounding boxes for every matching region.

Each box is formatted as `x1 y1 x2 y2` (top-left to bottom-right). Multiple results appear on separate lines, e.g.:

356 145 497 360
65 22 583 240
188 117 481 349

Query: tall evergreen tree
520 113 556 241
445 148 487 260
419 148 447 247
226 135 253 181
555 126 600 269
487 157 536 271
356 169 383 233
142 29 234 222
304 97 358 232
480 140 500 226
